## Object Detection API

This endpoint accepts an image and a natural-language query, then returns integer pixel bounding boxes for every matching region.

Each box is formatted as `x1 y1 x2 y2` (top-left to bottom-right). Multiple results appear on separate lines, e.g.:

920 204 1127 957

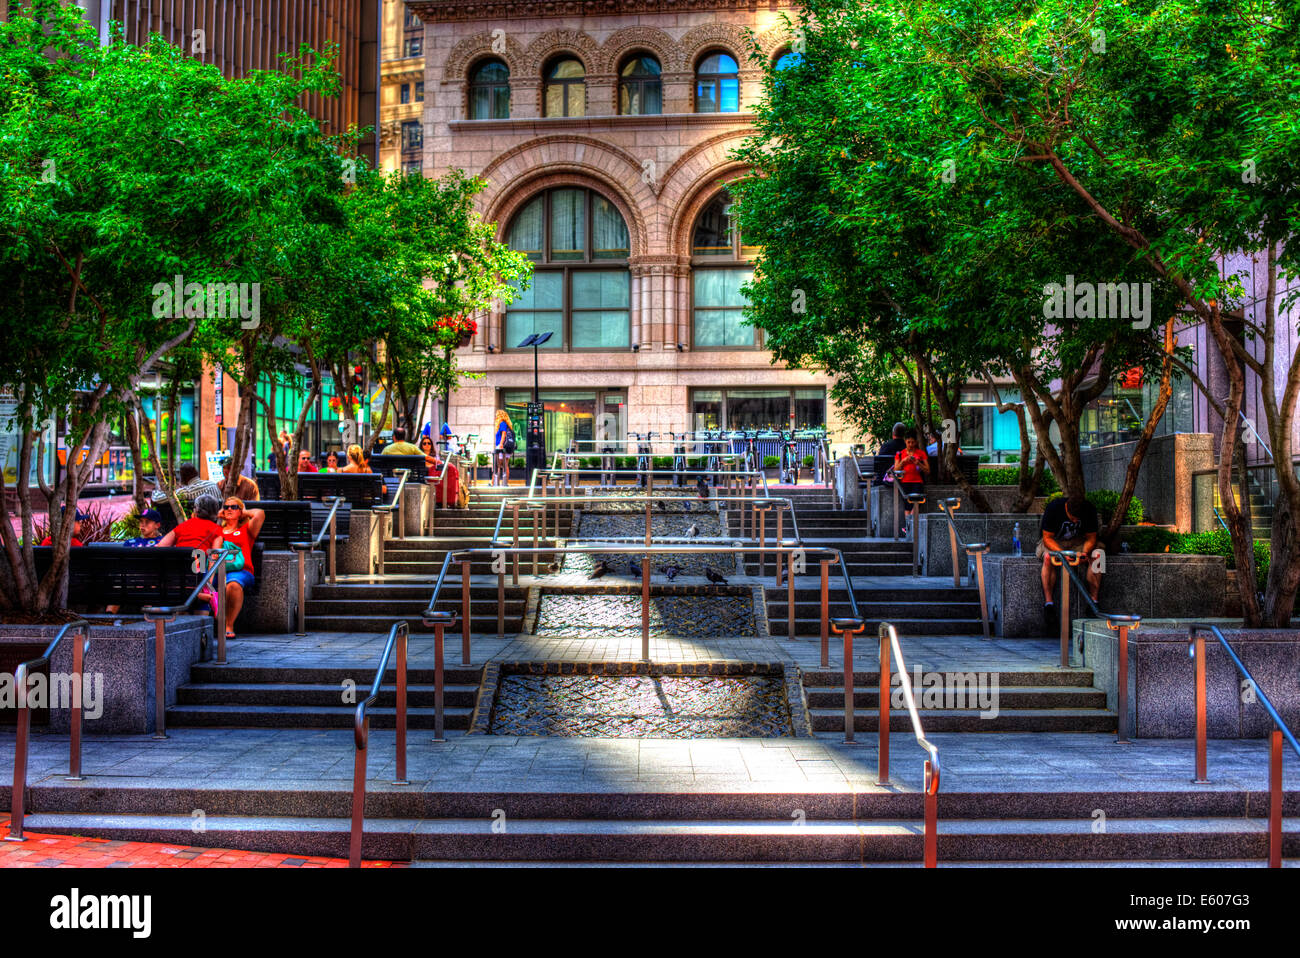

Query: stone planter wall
335 509 387 575
983 554 1226 638
920 513 1042 579
1079 619 1300 738
0 617 209 734
240 551 323 634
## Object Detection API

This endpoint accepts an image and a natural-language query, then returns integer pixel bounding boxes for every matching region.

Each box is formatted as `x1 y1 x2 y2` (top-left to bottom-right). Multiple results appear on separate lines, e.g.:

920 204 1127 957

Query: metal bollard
461 558 473 667
393 625 408 786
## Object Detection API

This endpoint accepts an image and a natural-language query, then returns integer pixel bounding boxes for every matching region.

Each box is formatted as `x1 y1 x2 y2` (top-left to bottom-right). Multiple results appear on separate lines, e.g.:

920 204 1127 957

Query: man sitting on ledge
1037 493 1104 633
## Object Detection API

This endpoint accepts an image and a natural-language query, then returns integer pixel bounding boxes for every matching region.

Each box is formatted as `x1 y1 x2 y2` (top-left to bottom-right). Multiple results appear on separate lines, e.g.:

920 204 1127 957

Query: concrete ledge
240 551 323 634
1080 619 1300 738
0 617 209 734
401 485 424 537
336 510 386 575
984 554 1226 638
921 513 1042 579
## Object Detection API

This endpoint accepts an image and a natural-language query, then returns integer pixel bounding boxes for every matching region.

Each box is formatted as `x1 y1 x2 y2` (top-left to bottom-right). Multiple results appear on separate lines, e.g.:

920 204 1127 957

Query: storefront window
502 389 622 454
689 388 826 431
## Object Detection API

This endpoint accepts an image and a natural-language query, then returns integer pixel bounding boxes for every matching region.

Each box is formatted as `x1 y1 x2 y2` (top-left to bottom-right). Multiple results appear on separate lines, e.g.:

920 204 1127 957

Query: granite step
802 685 1108 710
175 683 479 708
163 703 474 729
769 618 985 637
189 664 482 684
807 707 1117 733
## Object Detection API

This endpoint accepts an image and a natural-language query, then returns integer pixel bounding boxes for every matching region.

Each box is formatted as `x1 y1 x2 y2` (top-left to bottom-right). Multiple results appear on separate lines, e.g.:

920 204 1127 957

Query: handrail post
1056 553 1076 667
833 618 865 745
433 617 446 743
153 616 168 739
296 547 307 636
7 663 32 841
820 558 831 668
349 718 368 868
774 505 785 588
757 505 768 578
947 504 961 588
972 548 990 640
497 561 505 639
1191 629 1209 783
398 473 407 540
393 624 408 786
641 548 651 663
511 502 520 585
532 506 542 576
877 623 890 784
1115 622 1131 744
461 557 472 667
376 510 386 577
1269 727 1283 868
924 761 938 869
215 558 227 665
329 501 338 585
786 544 796 639
67 625 89 781
893 477 901 541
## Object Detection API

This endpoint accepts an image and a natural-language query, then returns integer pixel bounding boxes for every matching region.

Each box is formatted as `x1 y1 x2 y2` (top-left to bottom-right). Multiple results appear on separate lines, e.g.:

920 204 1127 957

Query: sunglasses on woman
222 504 241 512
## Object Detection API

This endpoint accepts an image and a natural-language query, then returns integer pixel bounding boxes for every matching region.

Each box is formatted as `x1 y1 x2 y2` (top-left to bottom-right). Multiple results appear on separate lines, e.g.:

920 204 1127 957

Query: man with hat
40 506 87 547
124 508 165 547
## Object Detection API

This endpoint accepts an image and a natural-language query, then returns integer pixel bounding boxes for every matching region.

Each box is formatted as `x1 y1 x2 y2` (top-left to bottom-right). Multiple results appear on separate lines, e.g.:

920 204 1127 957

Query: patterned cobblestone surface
563 510 731 576
488 673 794 737
533 593 756 637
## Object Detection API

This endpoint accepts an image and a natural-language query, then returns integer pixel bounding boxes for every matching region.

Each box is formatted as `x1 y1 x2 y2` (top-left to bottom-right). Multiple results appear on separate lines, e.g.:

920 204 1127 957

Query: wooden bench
33 544 263 611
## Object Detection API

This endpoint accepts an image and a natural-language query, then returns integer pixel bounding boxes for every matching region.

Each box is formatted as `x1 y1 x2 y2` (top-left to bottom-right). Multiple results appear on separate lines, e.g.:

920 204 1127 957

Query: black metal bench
241 501 313 551
296 472 386 508
366 454 429 481
33 544 263 611
255 470 281 500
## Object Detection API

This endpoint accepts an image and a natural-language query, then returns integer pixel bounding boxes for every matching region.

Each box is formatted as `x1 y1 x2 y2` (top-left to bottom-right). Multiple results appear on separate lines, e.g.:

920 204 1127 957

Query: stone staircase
19 785 1296 865
167 662 481 730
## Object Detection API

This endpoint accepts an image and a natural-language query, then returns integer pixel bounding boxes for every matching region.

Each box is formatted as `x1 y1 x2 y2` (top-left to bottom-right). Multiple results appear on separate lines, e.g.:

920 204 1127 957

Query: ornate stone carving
678 21 754 69
442 30 526 83
597 25 683 74
523 28 602 75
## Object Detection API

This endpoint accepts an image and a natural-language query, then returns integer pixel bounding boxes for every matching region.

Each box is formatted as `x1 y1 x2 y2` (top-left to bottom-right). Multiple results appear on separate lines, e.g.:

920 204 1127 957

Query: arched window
504 189 630 350
775 50 803 71
468 59 510 119
691 187 757 348
695 51 739 113
544 57 586 117
619 55 662 115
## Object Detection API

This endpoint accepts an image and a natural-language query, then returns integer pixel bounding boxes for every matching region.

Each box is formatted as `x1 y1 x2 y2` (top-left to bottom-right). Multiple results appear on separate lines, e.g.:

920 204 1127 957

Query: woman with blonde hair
340 443 370 473
493 410 514 486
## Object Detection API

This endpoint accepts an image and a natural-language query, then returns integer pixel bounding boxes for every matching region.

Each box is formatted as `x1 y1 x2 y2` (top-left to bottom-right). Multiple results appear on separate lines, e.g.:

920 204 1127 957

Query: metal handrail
143 549 229 736
374 468 412 575
875 622 941 868
1188 623 1298 867
291 495 344 634
1046 547 1142 742
935 498 991 639
348 619 411 868
6 618 91 842
1239 411 1274 462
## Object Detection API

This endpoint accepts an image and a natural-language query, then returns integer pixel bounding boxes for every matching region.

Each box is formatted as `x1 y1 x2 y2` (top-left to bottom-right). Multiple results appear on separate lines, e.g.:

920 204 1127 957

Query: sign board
205 450 227 482
213 363 223 425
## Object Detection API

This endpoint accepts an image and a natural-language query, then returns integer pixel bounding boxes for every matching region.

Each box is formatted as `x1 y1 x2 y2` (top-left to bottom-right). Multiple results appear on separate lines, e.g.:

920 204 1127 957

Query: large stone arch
678 22 753 72
522 29 602 77
756 24 799 63
442 31 525 83
667 158 752 258
480 138 653 256
598 25 683 75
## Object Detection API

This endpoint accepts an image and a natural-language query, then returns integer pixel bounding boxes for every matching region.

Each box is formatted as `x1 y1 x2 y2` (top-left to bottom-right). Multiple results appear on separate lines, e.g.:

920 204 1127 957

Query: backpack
502 428 517 455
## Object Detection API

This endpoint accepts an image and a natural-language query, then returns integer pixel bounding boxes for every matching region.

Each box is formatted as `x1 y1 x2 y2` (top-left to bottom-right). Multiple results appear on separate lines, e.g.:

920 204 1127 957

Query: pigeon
628 559 642 578
654 499 667 511
657 564 681 581
704 567 728 585
685 523 699 538
588 560 610 580
683 500 692 512
696 476 710 500
546 560 561 574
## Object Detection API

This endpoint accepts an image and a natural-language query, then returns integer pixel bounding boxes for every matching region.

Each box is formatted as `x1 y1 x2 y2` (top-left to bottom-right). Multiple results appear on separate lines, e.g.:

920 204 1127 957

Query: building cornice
409 0 795 23
448 111 755 135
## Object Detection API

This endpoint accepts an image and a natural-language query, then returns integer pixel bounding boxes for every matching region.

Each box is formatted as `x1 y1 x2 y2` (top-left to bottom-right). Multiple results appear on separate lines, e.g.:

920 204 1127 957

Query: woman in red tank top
218 497 266 640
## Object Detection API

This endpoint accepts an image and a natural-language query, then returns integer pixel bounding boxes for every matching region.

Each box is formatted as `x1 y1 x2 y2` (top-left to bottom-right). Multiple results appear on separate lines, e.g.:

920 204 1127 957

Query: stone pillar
336 510 385 575
661 72 692 113
514 78 542 119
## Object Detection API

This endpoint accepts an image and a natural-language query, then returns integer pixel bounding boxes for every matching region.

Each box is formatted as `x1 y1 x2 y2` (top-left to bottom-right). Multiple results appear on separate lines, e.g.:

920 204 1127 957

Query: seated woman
339 443 370 473
157 495 223 550
216 497 266 640
323 450 341 473
418 435 441 472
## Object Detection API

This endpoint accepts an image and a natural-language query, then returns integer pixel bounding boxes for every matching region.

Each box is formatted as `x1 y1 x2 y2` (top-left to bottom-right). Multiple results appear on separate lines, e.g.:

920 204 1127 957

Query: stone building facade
406 0 842 453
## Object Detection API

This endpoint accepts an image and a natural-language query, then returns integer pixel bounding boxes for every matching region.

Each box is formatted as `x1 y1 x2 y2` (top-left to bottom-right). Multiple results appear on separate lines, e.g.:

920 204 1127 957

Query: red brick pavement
0 815 405 868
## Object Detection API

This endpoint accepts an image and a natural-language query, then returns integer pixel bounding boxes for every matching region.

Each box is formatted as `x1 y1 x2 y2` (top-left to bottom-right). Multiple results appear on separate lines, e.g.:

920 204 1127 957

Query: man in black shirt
1037 494 1103 632
874 423 907 481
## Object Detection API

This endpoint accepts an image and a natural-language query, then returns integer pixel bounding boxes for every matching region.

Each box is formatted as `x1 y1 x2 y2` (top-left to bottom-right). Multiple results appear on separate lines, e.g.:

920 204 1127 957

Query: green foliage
1121 526 1184 554
762 455 780 469
802 454 815 468
1173 531 1269 594
476 454 490 467
1047 490 1143 525
979 467 1059 496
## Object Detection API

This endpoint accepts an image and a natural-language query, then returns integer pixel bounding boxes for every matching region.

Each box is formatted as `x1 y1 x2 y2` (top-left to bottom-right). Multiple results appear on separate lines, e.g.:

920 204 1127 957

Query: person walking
892 431 930 537
493 410 515 486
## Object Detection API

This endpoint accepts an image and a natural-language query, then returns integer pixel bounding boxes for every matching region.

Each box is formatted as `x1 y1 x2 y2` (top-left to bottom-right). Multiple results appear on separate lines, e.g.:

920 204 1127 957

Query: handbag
219 540 245 572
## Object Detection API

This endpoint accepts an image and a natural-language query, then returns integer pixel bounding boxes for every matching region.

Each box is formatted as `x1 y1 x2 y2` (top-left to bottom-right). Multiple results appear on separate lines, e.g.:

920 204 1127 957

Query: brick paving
0 815 401 868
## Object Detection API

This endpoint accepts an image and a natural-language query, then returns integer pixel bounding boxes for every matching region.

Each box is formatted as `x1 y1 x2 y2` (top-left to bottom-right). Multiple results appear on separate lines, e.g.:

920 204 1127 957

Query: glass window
503 188 631 351
415 81 424 102
505 272 564 349
402 159 422 176
693 390 722 431
775 51 803 71
401 120 422 151
619 56 662 115
572 271 630 348
549 189 585 260
469 59 510 119
404 36 422 58
727 389 790 430
693 269 754 347
400 84 410 104
544 57 586 117
696 51 739 113
404 8 422 29
794 388 824 430
693 187 755 259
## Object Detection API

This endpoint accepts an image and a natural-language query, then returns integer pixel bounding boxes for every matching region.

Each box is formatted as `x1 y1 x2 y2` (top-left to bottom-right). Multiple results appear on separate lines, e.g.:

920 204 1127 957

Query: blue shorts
226 569 255 591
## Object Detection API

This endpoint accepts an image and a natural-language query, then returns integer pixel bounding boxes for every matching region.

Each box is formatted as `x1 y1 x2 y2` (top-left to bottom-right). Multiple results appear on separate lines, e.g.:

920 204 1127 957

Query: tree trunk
134 394 184 525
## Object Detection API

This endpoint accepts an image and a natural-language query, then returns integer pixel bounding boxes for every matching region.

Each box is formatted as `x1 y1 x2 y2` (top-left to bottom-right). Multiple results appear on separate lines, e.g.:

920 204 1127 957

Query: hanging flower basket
436 314 477 348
